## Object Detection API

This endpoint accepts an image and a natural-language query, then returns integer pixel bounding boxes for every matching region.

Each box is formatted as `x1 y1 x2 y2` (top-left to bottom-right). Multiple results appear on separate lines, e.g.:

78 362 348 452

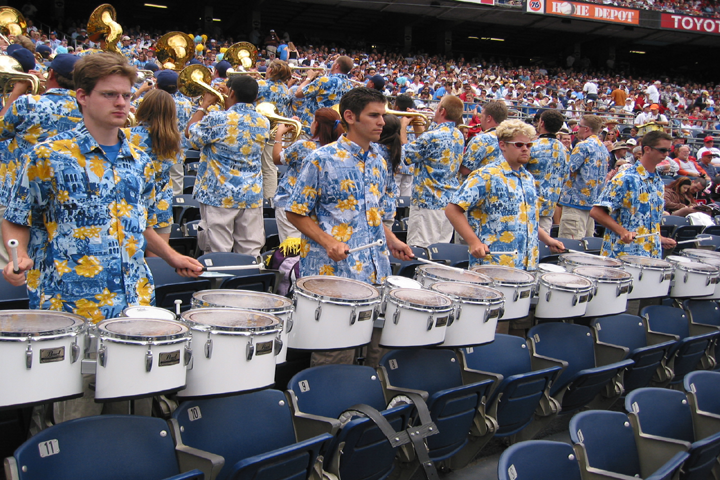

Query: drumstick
490 250 518 256
675 236 713 245
412 256 467 273
202 264 264 272
8 239 19 274
635 232 660 239
345 239 384 255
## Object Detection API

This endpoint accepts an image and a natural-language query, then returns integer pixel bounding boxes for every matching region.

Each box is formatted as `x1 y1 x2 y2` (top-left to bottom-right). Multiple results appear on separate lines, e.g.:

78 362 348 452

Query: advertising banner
660 13 720 35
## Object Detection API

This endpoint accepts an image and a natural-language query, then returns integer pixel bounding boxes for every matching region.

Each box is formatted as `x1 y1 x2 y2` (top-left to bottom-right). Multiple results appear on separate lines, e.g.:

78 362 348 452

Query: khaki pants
262 142 278 200
395 174 413 198
198 204 265 257
539 215 553 234
169 163 184 197
276 207 301 244
558 207 595 239
310 348 356 366
406 206 454 248
364 328 391 369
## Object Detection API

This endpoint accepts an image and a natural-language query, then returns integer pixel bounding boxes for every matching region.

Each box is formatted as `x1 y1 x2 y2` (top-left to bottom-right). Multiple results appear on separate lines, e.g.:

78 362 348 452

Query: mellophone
5 245 720 410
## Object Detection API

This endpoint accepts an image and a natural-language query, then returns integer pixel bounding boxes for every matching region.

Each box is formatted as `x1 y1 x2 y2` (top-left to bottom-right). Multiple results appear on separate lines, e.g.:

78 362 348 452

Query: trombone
385 107 431 131
178 64 225 109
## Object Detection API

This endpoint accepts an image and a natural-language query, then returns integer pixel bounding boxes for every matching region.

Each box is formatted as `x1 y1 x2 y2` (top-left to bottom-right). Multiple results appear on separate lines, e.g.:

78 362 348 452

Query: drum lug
98 343 107 367
350 306 357 326
572 295 578 307
274 334 283 356
204 338 213 359
71 337 80 364
184 344 192 366
483 308 489 323
455 305 463 322
246 339 255 361
513 289 519 302
393 308 401 325
616 284 622 297
145 346 153 373
707 276 712 287
638 270 644 281
25 341 32 369
314 304 322 322
286 314 294 333
545 290 552 302
684 273 689 284
427 315 434 331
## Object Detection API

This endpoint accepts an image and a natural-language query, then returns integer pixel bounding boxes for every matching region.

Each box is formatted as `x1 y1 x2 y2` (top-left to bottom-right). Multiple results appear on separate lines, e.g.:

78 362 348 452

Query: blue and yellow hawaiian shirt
76 48 103 57
126 126 179 228
257 79 293 118
558 135 609 210
285 135 396 284
0 88 82 206
298 74 353 133
462 129 500 172
274 139 319 209
376 143 400 201
188 102 270 209
526 136 570 218
403 121 464 209
4 124 158 322
594 163 664 258
450 159 540 270
173 91 194 150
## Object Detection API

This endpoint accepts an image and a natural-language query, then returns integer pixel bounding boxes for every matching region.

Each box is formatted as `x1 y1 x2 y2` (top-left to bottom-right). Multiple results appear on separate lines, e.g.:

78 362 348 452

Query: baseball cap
650 104 660 109
10 48 35 72
626 138 637 146
49 54 78 80
368 75 385 91
704 136 714 142
144 62 159 72
156 70 178 90
215 60 231 77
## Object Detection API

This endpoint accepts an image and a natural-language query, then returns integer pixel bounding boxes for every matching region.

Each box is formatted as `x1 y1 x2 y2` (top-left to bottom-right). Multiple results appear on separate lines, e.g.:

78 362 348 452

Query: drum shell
381 277 422 315
379 291 453 347
687 257 720 300
0 312 86 408
121 306 176 320
535 274 594 319
94 319 190 401
620 258 672 299
573 268 633 317
670 262 719 298
471 266 534 320
191 290 292 364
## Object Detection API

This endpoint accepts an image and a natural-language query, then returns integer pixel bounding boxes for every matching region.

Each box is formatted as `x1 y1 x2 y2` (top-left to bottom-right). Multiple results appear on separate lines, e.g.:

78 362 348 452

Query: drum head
123 306 176 320
98 318 188 341
538 264 566 273
573 266 633 281
541 272 594 288
620 255 672 269
182 308 280 332
0 311 85 337
418 265 493 285
696 257 720 268
430 282 504 303
683 249 720 261
676 261 719 274
192 289 292 311
296 276 380 301
385 276 422 289
389 288 453 308
666 255 692 264
471 265 535 285
560 253 622 268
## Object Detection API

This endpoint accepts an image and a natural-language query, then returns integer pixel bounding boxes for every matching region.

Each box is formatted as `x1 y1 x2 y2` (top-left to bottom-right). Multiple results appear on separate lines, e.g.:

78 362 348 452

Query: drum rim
682 249 720 260
559 254 623 267
572 266 634 283
295 277 381 304
192 289 293 312
180 307 282 333
429 281 505 305
387 288 454 311
539 273 594 293
121 306 177 320
620 255 673 270
384 276 423 289
0 310 87 339
416 264 493 284
675 262 720 275
97 318 189 342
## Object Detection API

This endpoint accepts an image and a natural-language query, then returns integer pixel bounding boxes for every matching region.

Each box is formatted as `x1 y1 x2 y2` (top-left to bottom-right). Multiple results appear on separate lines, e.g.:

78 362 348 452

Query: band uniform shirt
173 91 194 150
402 121 464 210
285 135 395 284
461 128 500 172
298 73 353 133
396 128 416 176
594 163 664 258
126 126 178 228
274 139 319 209
4 124 159 322
558 135 610 210
0 88 82 206
451 159 540 270
257 79 293 118
526 136 570 218
188 102 270 209
375 144 401 200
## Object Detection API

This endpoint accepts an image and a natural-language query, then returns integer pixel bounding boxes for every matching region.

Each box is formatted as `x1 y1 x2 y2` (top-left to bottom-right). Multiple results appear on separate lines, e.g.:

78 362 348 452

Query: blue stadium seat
582 236 603 254
539 240 560 264
263 218 279 252
392 246 429 277
556 238 586 253
145 257 211 313
5 415 204 480
497 440 582 480
173 194 201 225
170 390 332 480
169 223 197 257
673 225 705 249
183 175 196 195
427 243 469 268
684 371 720 440
570 410 688 480
0 275 29 310
702 225 720 237
197 253 274 292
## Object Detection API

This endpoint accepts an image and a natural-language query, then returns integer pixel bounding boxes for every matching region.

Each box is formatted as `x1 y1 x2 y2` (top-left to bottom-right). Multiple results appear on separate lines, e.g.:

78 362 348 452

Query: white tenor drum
685 256 720 300
291 276 381 350
414 265 493 289
0 311 86 408
572 266 633 317
95 318 191 401
471 266 535 320
682 249 720 262
380 288 454 347
380 276 423 315
559 253 623 270
430 282 505 347
179 308 281 397
535 272 594 319
191 290 292 363
619 256 673 300
668 259 719 298
121 306 176 320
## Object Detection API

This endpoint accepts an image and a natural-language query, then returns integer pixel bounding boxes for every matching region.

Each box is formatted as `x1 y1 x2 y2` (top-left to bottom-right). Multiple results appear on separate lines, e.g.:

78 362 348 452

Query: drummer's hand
468 239 489 258
548 239 565 253
2 256 33 286
661 236 677 249
388 237 413 261
169 254 204 278
620 229 636 244
201 92 219 109
325 239 349 262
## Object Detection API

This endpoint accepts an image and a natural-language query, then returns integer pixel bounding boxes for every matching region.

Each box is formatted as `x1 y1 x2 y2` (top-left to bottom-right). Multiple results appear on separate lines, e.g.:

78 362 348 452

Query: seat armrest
644 451 690 480
646 330 679 346
627 414 691 476
460 366 502 396
689 322 720 337
574 443 652 480
285 389 341 440
4 457 18 480
175 445 225 480
165 469 205 480
594 341 630 367
377 365 430 402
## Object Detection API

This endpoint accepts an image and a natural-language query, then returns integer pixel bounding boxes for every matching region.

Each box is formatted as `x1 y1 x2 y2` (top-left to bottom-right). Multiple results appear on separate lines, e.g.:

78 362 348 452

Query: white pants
198 204 265 257
539 215 553 234
275 208 301 244
558 207 595 239
406 206 454 248
262 142 278 200
169 163 184 197
395 174 413 198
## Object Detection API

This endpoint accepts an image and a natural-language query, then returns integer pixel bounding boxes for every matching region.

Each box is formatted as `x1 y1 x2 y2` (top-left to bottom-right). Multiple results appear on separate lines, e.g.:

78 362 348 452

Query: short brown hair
483 100 508 125
267 59 291 82
438 95 464 124
74 53 136 95
581 114 603 135
334 56 353 74
641 130 672 149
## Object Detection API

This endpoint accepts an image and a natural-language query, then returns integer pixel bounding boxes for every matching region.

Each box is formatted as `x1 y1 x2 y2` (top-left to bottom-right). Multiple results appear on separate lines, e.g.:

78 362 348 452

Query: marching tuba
256 102 302 146
87 4 123 54
178 64 225 109
156 32 194 71
0 6 26 44
224 42 258 75
0 55 39 96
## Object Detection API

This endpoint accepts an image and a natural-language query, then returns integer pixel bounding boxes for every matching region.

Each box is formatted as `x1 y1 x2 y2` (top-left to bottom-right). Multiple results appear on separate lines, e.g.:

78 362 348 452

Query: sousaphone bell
86 4 123 54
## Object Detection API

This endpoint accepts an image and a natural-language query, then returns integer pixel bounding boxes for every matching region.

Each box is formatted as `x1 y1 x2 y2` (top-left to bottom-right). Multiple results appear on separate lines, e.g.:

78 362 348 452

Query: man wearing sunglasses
590 130 677 258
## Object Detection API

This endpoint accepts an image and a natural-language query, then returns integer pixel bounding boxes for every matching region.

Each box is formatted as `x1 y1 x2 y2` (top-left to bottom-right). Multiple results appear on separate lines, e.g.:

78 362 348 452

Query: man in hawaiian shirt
525 109 569 232
187 75 270 257
401 95 465 247
459 100 508 175
558 114 610 239
591 131 677 258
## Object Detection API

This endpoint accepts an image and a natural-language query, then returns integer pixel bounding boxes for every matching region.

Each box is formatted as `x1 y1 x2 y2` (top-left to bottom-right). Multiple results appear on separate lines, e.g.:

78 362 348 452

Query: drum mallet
8 239 19 274
490 250 518 256
635 232 660 239
412 255 467 273
345 239 384 255
202 264 265 272
675 236 713 245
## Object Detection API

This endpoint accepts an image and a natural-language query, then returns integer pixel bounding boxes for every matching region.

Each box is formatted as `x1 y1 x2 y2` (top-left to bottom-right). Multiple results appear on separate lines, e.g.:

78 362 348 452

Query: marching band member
459 100 508 175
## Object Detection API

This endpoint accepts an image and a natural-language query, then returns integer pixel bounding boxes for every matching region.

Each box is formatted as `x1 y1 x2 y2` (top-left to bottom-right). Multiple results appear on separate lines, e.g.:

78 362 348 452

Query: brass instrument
156 32 194 71
256 102 302 146
178 64 225 108
136 69 155 83
0 7 26 39
87 4 123 54
224 42 257 71
385 106 431 131
289 65 328 72
0 55 39 96
228 71 265 79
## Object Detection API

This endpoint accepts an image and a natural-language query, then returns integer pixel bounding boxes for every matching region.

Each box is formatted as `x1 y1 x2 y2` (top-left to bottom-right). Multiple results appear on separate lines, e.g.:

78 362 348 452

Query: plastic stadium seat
702 225 720 237
197 253 275 293
170 390 332 480
392 218 407 243
378 349 494 465
539 240 560 264
591 314 676 391
663 215 690 227
396 196 411 219
570 410 688 480
556 238 586 253
184 149 200 161
264 218 279 252
287 365 413 480
4 415 204 480
427 243 469 268
497 440 582 480
183 175 196 195
173 195 201 225
169 223 198 257
582 236 603 255
145 257 211 313
683 299 720 329
393 246 429 277
626 388 720 480
684 371 720 440
0 275 29 310
673 225 705 249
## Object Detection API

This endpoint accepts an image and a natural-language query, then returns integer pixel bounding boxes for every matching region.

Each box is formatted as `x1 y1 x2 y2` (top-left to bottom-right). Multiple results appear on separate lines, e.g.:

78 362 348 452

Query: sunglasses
650 147 672 155
507 142 534 149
